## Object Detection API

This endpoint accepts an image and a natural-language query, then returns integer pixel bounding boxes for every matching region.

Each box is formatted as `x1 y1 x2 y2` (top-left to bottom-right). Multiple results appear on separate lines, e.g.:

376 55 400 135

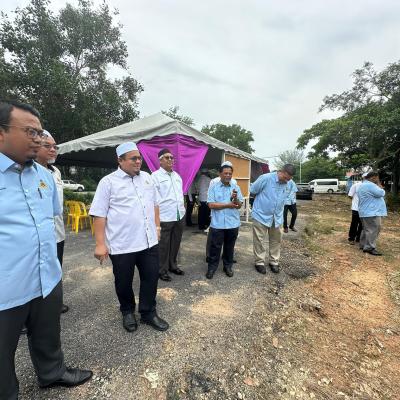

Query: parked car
308 179 339 193
62 180 85 192
296 183 313 200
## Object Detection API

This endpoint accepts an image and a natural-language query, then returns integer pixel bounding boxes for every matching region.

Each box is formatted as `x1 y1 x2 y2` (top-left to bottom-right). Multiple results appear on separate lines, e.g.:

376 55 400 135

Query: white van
308 179 339 193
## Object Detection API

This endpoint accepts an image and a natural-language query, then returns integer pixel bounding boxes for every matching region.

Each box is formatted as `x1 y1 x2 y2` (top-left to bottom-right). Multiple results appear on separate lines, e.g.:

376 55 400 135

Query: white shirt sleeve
89 177 111 218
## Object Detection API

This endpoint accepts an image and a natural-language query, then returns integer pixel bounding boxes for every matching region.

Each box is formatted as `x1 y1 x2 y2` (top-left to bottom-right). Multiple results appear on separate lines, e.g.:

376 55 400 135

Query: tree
297 61 400 194
162 106 194 126
201 123 255 154
300 157 346 183
274 149 305 181
0 0 143 143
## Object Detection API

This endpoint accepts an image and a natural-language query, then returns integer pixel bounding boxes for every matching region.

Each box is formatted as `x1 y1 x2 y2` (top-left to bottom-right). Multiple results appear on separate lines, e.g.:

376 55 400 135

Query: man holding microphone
206 163 243 279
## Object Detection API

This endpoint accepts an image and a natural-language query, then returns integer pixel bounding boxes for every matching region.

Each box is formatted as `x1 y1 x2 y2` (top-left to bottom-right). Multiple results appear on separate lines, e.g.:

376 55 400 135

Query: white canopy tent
57 112 267 168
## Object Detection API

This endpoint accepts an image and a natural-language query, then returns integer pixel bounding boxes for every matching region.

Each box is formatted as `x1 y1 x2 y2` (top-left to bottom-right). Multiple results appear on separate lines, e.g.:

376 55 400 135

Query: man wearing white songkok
90 142 169 332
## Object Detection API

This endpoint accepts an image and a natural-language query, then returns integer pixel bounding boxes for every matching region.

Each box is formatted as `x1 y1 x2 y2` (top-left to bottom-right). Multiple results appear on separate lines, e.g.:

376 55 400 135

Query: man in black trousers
90 142 169 333
0 100 92 400
206 164 243 279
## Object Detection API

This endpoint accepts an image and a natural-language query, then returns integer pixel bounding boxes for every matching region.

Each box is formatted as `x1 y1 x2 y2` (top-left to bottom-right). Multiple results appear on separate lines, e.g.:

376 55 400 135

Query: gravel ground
15 202 315 400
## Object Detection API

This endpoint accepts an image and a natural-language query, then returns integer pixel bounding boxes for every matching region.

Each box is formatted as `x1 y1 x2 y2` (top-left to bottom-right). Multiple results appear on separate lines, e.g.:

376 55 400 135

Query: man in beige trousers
250 164 295 274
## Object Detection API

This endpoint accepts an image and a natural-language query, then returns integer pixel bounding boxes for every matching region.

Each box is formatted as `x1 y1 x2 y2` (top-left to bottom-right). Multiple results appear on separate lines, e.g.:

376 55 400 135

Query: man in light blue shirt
0 100 92 399
358 171 387 256
283 179 298 233
250 164 295 274
206 164 243 279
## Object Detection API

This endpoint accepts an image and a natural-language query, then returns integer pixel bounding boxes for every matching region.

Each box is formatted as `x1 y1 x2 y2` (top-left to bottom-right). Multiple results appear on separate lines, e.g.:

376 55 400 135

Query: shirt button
37 224 41 227
40 242 44 246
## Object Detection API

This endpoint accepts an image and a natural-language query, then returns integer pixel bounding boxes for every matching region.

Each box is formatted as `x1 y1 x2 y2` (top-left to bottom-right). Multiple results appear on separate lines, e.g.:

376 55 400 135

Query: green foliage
80 177 97 191
201 123 255 154
297 61 400 195
301 157 346 182
63 189 94 204
386 193 400 212
162 106 194 126
0 0 143 143
274 149 305 181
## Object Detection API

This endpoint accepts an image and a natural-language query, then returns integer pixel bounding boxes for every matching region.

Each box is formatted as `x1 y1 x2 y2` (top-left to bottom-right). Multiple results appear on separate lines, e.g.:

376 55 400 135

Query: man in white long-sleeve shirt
197 169 211 230
151 148 186 282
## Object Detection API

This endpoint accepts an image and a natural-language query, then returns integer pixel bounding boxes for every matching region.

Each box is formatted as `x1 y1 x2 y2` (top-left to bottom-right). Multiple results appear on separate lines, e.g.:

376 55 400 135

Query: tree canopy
201 123 255 154
0 0 143 143
297 61 400 194
162 106 194 126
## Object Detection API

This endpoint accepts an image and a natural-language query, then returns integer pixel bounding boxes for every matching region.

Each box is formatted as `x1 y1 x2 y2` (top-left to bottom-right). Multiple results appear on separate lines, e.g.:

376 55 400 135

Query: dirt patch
157 288 178 302
190 293 235 318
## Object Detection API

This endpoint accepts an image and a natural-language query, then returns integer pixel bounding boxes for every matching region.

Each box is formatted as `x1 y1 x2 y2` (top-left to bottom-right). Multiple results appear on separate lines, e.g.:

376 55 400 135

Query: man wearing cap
151 149 186 282
90 142 169 332
0 100 92 400
35 130 69 313
250 164 295 274
206 163 243 279
347 174 367 244
198 168 211 230
358 171 387 256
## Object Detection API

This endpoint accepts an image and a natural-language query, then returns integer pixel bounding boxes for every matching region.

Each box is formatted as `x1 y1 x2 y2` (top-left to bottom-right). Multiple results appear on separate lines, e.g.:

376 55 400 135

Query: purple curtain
137 134 208 193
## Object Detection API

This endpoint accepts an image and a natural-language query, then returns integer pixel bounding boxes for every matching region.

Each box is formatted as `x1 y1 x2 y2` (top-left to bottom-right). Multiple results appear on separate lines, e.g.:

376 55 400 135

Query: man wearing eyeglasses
90 142 169 333
0 100 92 400
36 131 69 314
250 164 295 274
151 149 186 282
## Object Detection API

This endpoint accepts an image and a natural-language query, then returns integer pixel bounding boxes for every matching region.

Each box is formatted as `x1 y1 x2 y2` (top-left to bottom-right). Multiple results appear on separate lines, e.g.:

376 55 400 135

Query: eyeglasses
128 156 143 162
42 144 59 150
1 125 45 139
163 156 174 160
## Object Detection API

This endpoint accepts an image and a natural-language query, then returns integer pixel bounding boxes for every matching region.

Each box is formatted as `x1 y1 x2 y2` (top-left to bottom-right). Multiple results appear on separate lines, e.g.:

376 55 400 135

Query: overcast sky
2 0 400 161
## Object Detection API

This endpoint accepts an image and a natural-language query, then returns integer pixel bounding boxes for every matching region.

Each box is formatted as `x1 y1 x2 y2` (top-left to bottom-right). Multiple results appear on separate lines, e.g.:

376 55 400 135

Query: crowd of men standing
1 99 388 400
0 99 300 400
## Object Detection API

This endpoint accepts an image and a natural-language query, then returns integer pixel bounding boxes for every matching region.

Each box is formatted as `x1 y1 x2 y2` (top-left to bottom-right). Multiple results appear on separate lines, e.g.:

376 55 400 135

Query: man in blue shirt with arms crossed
250 164 295 274
0 100 92 400
358 171 387 256
206 164 243 279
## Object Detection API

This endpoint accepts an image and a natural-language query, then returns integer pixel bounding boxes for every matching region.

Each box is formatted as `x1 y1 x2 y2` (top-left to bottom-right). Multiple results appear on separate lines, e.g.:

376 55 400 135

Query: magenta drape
137 134 209 193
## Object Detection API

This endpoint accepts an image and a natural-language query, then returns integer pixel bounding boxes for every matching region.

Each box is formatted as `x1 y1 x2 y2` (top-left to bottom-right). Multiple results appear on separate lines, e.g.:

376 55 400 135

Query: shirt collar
219 180 232 187
160 167 174 175
0 152 36 172
273 171 279 183
115 167 140 178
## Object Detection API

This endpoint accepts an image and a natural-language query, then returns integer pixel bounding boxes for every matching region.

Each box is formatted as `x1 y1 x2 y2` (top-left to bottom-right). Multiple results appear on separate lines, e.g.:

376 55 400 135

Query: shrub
63 189 94 205
80 177 97 191
386 193 400 212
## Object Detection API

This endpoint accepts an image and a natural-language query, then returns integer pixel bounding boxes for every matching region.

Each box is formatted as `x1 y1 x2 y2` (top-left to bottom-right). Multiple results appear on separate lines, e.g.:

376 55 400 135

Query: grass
304 216 336 236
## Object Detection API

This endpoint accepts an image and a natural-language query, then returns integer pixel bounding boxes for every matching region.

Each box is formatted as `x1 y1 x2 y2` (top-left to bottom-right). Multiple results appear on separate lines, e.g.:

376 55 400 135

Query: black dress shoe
159 272 172 282
61 304 69 314
269 264 280 273
206 270 214 279
40 368 93 388
290 227 298 232
364 249 383 256
255 264 266 275
141 314 169 331
122 313 138 332
232 259 237 263
223 267 234 277
169 267 185 275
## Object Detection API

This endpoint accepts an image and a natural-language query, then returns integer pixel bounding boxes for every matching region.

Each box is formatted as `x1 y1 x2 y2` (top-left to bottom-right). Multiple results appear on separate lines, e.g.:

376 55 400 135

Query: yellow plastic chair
72 202 93 234
65 200 79 229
